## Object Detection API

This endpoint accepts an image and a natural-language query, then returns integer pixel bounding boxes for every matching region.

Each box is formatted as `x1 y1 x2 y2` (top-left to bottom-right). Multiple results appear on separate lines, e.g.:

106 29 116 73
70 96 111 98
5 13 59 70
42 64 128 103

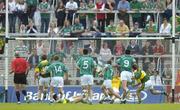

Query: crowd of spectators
0 0 180 85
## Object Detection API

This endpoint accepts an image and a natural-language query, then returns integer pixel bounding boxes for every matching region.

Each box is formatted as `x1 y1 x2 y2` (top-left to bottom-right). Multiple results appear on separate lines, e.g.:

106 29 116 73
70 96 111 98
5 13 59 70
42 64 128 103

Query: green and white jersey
47 61 68 77
116 55 136 72
77 56 96 76
103 64 114 80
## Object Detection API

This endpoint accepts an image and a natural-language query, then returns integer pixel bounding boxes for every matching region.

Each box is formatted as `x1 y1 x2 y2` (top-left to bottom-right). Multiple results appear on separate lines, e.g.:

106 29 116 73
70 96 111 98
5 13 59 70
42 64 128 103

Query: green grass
0 103 180 110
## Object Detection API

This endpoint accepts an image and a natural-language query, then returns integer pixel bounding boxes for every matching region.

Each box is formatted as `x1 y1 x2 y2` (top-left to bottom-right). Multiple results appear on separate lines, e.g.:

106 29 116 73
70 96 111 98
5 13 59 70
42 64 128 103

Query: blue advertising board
0 86 165 103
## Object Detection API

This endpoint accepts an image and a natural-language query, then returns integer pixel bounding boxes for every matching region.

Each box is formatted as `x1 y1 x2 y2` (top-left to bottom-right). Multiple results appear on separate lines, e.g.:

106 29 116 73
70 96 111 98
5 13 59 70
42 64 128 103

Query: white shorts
103 80 112 89
81 75 94 86
120 71 133 82
39 77 50 87
50 77 64 88
144 80 154 90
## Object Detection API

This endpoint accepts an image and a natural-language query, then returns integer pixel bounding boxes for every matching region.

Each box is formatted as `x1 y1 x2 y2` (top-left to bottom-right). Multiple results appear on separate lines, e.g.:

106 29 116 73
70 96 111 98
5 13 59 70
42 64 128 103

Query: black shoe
110 100 114 104
120 100 126 104
99 100 104 104
53 94 58 101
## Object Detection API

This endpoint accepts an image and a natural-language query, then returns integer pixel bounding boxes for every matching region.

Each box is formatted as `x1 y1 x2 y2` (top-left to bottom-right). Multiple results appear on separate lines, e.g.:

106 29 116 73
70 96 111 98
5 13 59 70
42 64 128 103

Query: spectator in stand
164 0 172 21
19 23 26 34
39 0 50 33
130 0 142 28
71 18 84 49
105 0 115 26
145 19 157 33
117 0 130 27
33 8 41 31
79 1 87 29
55 1 66 29
155 0 166 11
142 0 155 10
130 22 142 32
99 42 112 64
36 40 46 58
48 21 59 54
65 0 78 24
14 40 29 58
16 0 28 26
87 0 95 28
26 0 38 19
9 0 17 33
153 40 165 73
142 41 153 72
61 20 72 54
141 0 155 27
113 40 125 56
0 1 5 28
90 20 101 53
127 39 140 63
176 16 180 33
163 64 172 85
26 20 38 51
28 48 39 70
105 20 116 53
95 0 105 32
159 18 171 34
116 19 129 34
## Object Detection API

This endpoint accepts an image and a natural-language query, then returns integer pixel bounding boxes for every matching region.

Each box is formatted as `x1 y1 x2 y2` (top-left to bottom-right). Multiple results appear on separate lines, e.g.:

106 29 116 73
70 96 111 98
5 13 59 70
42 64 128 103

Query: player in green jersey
34 55 50 102
47 55 68 103
98 60 122 104
132 65 168 104
116 50 136 104
76 49 96 104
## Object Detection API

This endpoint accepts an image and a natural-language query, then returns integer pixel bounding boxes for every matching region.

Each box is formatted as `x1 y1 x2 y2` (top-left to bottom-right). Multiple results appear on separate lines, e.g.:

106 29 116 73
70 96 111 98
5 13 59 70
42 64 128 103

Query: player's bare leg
99 85 109 103
50 86 55 103
121 80 129 104
38 86 43 101
108 88 121 100
57 87 65 102
136 83 145 104
87 85 93 104
43 86 48 100
150 89 168 96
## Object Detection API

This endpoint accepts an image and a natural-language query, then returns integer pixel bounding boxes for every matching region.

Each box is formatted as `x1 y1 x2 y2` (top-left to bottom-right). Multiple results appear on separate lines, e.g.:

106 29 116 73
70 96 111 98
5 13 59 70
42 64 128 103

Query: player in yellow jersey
132 65 168 104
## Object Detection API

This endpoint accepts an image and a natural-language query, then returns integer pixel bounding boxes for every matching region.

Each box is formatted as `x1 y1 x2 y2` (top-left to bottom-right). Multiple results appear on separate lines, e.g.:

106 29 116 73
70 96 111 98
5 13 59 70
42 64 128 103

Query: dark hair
53 55 59 61
83 48 88 55
41 55 47 60
125 49 131 54
15 52 20 58
107 60 112 65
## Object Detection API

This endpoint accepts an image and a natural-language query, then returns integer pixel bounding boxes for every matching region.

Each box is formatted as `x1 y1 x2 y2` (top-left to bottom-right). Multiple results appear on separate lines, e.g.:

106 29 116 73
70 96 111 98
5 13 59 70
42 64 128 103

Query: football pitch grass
0 103 179 110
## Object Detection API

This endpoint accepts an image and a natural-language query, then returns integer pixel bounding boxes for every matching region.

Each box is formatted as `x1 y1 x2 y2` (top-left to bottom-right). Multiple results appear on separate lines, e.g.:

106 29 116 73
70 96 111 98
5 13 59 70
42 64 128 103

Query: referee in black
10 52 30 104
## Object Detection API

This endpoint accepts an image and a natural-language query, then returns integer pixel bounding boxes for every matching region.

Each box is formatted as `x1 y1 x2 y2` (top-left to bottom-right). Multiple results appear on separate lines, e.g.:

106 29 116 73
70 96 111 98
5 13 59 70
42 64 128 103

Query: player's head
125 49 131 55
132 64 138 71
83 48 88 55
41 55 47 60
53 55 59 61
